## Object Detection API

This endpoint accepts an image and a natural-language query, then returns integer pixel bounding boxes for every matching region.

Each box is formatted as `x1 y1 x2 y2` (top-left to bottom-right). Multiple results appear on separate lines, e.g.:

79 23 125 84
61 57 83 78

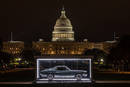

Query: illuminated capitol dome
52 7 74 41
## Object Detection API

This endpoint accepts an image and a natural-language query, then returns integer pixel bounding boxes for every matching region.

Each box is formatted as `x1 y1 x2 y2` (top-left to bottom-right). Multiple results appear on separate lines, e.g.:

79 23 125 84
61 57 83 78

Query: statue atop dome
60 6 66 18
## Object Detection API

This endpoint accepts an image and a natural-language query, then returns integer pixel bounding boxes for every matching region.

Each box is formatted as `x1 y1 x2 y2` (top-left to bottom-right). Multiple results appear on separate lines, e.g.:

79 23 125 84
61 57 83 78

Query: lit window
51 51 55 54
43 48 45 50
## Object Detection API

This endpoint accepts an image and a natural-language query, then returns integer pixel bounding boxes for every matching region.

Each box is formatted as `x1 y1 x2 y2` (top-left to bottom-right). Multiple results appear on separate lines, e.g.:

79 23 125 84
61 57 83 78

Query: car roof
55 65 67 68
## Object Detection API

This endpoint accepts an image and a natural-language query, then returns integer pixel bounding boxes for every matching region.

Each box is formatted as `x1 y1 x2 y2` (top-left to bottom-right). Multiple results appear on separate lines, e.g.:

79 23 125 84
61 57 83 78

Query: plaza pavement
1 80 130 84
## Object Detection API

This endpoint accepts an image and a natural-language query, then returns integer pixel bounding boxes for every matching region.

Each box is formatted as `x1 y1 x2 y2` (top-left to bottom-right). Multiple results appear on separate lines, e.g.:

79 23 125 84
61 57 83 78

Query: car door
55 67 73 77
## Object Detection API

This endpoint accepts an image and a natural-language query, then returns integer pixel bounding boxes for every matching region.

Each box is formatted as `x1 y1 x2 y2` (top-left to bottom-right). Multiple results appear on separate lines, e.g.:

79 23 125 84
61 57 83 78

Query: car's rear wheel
47 74 54 80
76 74 82 80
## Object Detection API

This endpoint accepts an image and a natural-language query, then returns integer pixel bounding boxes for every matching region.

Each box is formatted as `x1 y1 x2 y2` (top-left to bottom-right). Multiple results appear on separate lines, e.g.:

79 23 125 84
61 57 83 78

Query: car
39 65 87 80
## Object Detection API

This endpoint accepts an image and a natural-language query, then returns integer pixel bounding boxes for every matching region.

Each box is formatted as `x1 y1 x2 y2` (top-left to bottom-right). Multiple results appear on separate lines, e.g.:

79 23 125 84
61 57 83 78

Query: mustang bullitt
39 65 88 80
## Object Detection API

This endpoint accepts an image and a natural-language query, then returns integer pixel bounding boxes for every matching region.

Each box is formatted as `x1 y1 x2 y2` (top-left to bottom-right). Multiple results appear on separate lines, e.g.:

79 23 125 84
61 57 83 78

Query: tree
0 38 2 50
0 51 13 70
84 48 108 65
108 35 130 71
0 38 13 70
20 49 41 66
20 41 41 66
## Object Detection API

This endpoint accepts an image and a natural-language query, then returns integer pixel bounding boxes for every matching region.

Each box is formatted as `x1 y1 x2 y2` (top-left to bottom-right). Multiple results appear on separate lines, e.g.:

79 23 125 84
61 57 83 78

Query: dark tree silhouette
0 38 2 50
84 48 108 65
20 41 41 66
0 51 13 70
20 49 41 66
108 35 130 71
0 38 13 70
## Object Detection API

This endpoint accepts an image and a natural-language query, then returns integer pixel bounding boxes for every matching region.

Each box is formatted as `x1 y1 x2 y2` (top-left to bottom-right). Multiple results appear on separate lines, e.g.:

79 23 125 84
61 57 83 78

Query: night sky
0 0 130 42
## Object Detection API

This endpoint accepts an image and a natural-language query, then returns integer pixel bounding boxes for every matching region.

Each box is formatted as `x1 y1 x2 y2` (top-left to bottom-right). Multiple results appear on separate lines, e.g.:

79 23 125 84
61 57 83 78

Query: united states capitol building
2 8 117 57
32 8 117 55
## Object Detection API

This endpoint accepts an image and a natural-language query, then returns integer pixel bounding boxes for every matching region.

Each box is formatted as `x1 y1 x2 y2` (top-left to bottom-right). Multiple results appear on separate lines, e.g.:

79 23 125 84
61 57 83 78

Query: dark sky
0 0 130 42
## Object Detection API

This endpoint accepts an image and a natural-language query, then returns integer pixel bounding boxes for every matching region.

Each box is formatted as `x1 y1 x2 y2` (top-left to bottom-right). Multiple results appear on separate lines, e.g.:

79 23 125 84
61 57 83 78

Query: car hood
41 68 54 72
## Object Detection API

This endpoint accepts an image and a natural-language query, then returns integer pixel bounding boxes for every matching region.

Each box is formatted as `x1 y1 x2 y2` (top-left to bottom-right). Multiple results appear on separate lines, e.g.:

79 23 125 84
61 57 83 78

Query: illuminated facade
33 41 88 55
32 40 117 55
52 7 74 41
2 41 24 56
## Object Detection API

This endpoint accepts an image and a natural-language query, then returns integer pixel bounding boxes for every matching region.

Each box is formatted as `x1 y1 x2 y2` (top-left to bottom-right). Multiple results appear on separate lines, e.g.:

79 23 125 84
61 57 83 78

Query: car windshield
56 67 69 70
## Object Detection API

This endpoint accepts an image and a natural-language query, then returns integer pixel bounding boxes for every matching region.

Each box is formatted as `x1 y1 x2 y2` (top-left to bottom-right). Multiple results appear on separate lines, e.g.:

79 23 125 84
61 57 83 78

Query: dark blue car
40 65 87 80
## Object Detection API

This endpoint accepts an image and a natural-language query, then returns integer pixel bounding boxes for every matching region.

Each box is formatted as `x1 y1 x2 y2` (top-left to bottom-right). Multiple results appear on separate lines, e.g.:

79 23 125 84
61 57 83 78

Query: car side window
56 67 67 70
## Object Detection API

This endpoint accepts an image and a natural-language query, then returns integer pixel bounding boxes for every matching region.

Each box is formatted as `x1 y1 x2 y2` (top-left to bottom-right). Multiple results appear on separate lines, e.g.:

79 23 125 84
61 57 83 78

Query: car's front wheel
75 74 82 80
47 74 54 80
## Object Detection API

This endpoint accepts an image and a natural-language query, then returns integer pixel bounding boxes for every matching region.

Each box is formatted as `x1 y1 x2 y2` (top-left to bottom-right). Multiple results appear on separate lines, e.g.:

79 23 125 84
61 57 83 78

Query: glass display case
36 57 92 83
